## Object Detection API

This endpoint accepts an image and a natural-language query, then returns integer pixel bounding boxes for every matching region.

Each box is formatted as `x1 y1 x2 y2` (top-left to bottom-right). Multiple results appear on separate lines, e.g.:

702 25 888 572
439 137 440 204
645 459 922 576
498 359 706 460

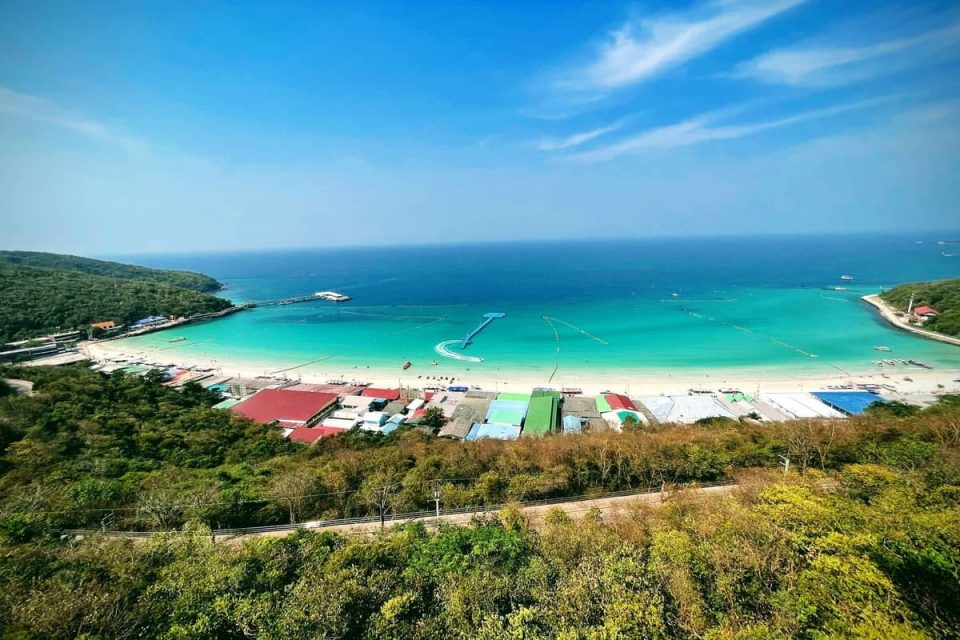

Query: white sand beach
81 339 960 400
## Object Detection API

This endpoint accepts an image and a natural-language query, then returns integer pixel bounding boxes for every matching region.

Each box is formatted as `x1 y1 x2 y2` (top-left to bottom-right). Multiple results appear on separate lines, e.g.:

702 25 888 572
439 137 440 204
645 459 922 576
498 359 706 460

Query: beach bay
101 234 960 391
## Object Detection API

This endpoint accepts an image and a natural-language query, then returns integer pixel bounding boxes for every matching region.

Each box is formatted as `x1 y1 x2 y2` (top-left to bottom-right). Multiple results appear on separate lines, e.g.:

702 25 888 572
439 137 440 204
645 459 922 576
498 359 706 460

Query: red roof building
361 387 402 400
287 426 347 444
604 393 638 411
913 305 939 317
231 389 337 426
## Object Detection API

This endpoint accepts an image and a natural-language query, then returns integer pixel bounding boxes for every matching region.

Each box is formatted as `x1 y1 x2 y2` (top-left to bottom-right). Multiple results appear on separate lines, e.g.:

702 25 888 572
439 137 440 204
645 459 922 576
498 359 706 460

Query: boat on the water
840 274 854 281
168 337 186 343
874 346 891 352
402 361 412 370
314 291 351 302
430 360 438 366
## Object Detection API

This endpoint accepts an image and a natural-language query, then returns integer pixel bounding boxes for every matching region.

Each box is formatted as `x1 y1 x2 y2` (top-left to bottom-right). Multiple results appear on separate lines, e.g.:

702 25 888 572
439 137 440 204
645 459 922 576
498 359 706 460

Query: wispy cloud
565 98 889 163
537 119 629 151
555 0 807 94
736 21 960 86
0 86 145 150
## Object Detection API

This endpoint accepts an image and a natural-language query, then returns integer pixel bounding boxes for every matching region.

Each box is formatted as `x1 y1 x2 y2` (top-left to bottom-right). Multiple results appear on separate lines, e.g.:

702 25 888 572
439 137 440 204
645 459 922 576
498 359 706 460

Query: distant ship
938 239 960 245
874 346 891 352
314 291 351 302
840 275 854 281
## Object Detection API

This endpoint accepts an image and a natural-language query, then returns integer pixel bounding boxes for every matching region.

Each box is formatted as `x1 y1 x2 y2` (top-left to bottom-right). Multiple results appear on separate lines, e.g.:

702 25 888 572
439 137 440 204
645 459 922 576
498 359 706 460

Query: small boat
168 337 186 343
840 274 854 281
671 292 680 297
873 346 891 352
430 360 438 366
402 361 412 370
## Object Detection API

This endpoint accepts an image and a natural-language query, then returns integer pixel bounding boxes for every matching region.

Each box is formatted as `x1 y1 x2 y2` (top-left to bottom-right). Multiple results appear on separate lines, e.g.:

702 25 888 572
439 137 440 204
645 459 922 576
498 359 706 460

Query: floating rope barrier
541 315 608 345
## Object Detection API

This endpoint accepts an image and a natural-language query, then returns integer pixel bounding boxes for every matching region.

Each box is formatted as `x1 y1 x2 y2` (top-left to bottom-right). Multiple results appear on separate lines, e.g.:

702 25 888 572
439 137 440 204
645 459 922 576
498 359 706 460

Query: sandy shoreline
81 339 960 398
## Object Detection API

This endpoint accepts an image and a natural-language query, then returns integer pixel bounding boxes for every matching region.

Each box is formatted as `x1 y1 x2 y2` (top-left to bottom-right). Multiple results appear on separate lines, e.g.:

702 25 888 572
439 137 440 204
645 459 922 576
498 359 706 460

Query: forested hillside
882 278 960 337
0 250 222 292
0 263 232 342
0 365 958 638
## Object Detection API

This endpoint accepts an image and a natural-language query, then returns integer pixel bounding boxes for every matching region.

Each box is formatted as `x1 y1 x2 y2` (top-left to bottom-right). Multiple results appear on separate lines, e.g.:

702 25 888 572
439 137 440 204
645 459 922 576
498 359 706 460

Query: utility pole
779 454 790 475
432 483 441 518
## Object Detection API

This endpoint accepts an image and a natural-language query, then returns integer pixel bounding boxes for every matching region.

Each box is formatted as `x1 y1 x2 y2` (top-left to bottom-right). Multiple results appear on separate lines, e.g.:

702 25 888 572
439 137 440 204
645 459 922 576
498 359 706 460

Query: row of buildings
213 379 889 445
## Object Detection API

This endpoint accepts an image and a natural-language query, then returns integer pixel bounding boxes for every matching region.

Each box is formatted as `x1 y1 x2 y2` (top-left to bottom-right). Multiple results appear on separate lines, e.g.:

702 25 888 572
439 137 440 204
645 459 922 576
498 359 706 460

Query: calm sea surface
109 234 960 380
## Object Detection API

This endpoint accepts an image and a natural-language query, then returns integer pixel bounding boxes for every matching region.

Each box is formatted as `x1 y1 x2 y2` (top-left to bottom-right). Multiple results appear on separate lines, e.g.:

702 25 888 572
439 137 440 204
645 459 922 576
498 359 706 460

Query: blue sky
1 0 959 253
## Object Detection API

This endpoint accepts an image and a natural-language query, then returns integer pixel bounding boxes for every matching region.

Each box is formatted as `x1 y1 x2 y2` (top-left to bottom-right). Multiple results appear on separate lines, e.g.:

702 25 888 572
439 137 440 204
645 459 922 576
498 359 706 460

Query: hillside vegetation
0 250 222 292
0 365 958 638
0 256 232 343
882 278 960 337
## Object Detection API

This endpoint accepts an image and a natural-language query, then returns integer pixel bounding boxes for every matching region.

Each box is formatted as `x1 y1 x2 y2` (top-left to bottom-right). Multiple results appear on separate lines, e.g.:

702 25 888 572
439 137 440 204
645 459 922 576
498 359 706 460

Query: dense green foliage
0 263 232 342
2 366 959 637
0 250 222 292
881 278 960 337
1 461 958 638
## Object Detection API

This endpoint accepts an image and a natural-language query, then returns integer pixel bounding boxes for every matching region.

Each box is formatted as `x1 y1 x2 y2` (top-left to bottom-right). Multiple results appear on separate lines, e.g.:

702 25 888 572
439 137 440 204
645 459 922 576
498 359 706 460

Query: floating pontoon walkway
460 312 506 349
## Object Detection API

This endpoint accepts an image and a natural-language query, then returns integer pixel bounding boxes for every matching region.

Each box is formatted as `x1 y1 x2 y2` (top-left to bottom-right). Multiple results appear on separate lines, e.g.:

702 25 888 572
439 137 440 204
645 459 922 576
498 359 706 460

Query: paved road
225 483 740 542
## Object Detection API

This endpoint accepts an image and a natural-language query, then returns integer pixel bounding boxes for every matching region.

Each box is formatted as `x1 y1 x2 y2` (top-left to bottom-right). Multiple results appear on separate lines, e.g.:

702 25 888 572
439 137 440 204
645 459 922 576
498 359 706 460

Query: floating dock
460 312 506 349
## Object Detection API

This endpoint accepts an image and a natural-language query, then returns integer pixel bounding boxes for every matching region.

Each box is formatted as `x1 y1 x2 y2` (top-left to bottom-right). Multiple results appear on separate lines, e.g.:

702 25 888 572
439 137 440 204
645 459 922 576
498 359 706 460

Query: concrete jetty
460 312 506 349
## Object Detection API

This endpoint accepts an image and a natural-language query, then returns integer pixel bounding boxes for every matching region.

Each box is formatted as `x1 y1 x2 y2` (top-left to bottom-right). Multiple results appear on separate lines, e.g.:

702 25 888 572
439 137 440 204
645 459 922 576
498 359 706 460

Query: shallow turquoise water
112 235 960 380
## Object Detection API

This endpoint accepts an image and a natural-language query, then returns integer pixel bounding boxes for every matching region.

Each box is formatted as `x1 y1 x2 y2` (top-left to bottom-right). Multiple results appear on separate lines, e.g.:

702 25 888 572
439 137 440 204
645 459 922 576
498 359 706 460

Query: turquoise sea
110 234 960 383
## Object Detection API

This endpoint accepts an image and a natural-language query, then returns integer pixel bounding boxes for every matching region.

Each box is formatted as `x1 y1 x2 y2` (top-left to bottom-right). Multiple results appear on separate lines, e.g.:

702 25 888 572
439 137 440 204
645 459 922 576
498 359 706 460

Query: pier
460 312 506 349
255 291 351 308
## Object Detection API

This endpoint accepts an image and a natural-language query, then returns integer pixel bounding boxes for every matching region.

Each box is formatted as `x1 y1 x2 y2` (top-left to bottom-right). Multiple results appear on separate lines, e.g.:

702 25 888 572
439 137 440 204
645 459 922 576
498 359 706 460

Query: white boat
840 274 854 281
874 346 891 352
314 291 351 302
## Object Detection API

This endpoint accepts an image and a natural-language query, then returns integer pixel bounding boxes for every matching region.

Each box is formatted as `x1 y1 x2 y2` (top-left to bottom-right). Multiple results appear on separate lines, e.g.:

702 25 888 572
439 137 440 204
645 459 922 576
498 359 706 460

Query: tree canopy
0 262 232 342
0 250 222 292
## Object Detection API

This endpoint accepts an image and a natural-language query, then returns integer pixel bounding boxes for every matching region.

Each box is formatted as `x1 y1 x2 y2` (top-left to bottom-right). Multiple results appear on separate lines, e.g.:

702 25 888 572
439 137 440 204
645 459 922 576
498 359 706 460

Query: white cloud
565 98 889 162
0 86 145 150
737 21 960 86
537 119 628 151
556 0 807 93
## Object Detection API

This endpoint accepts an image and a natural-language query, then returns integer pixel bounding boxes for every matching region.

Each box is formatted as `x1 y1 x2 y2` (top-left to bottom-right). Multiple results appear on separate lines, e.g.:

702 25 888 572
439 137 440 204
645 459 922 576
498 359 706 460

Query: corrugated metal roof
811 391 886 415
465 422 521 441
485 399 529 426
523 395 558 436
231 389 338 425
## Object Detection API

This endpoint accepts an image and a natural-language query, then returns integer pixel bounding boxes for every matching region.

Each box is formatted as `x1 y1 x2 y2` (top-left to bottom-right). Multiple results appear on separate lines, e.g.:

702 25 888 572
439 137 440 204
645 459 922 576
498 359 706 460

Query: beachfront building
89 320 118 333
811 391 887 416
635 395 736 424
760 393 845 420
361 387 402 401
131 315 169 329
439 392 493 439
231 389 338 428
522 390 560 437
911 305 939 323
